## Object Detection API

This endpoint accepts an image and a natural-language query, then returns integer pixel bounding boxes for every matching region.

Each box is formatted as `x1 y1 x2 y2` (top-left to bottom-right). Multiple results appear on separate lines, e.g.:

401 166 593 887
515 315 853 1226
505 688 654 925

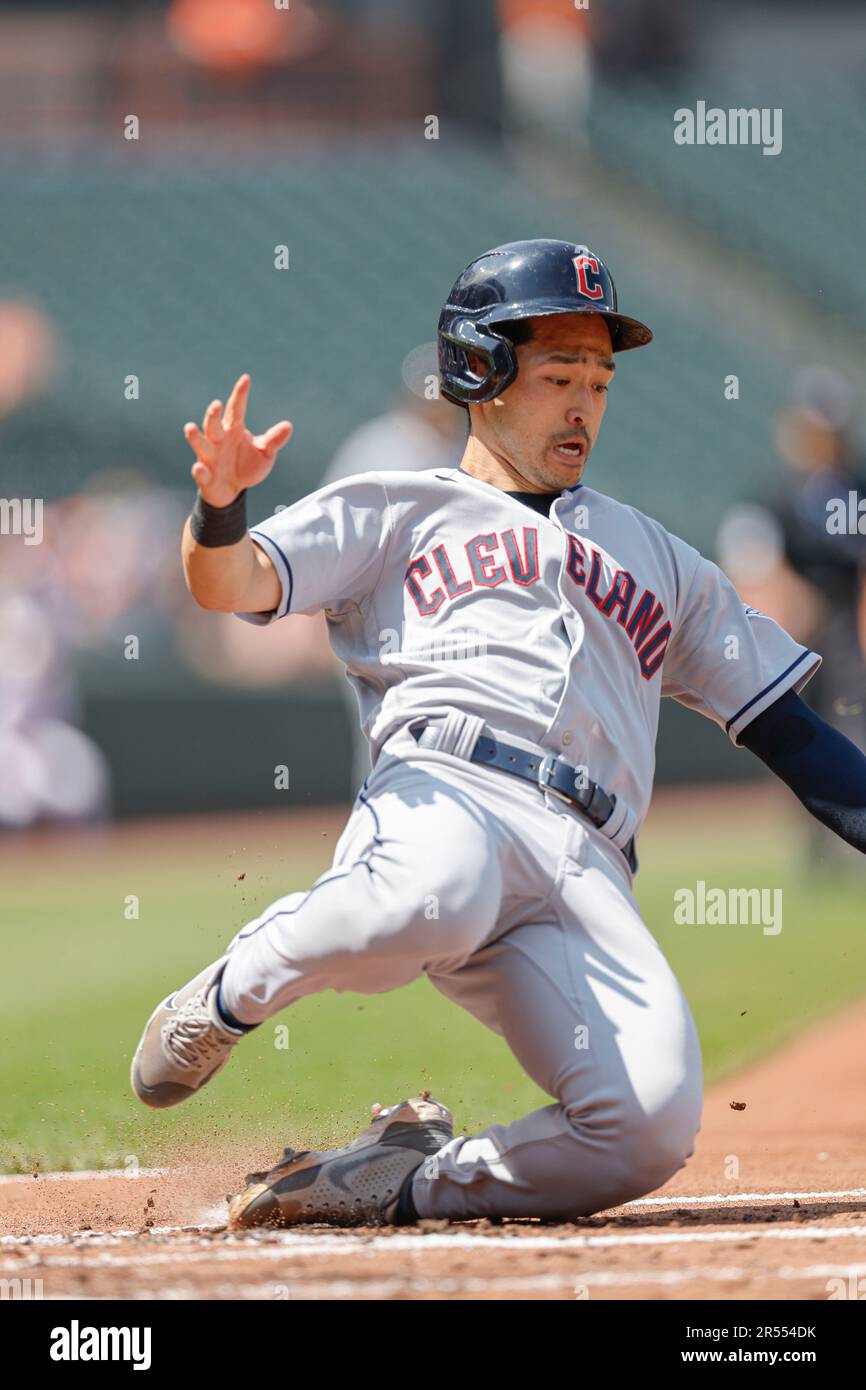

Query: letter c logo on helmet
436 239 653 407
573 252 604 301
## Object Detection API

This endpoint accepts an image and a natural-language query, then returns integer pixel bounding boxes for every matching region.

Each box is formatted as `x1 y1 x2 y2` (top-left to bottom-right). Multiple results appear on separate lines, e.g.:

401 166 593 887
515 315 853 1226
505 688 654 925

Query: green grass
1 806 864 1172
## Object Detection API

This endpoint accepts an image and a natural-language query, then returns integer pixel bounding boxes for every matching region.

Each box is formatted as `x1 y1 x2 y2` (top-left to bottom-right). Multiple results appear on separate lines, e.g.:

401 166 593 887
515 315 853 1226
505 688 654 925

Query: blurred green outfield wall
82 684 756 817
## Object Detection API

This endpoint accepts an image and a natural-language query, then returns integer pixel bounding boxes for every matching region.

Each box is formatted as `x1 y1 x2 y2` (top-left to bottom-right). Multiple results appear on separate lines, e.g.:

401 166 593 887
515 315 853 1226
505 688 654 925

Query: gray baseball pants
218 720 703 1219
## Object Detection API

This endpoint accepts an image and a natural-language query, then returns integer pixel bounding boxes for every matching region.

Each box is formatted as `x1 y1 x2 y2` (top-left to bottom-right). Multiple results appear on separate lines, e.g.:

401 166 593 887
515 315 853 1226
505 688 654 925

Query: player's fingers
254 420 293 458
223 374 251 431
184 422 214 461
191 461 213 490
203 400 224 444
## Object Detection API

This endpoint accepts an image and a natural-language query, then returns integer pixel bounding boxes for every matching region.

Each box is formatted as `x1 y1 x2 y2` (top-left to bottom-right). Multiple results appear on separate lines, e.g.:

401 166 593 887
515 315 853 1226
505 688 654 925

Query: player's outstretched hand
184 374 293 507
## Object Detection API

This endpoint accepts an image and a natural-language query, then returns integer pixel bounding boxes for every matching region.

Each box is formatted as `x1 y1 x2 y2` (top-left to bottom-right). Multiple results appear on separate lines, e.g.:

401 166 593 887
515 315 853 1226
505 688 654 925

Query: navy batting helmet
437 239 653 406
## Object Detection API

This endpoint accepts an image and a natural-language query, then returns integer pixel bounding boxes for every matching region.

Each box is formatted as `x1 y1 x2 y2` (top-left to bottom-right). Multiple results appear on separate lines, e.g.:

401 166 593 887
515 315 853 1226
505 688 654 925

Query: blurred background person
322 343 465 485
0 576 111 829
0 298 200 826
0 300 109 828
717 366 866 863
0 464 190 829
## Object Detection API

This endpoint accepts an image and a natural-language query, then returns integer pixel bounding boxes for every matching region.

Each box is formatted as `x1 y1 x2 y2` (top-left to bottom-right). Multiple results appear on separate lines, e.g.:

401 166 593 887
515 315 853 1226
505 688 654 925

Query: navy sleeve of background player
741 689 866 853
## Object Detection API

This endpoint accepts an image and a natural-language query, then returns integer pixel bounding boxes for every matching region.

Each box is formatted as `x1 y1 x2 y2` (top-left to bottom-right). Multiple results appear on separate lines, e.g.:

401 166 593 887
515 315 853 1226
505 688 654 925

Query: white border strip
89 1263 866 1299
0 1225 217 1247
626 1187 866 1206
0 1168 167 1185
5 1205 866 1251
2 1169 864 1207
34 1263 866 1301
2 1169 863 1210
5 1222 866 1269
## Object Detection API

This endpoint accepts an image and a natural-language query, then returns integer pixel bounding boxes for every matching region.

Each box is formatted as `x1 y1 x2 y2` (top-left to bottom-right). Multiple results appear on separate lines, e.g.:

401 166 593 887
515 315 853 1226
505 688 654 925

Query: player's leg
413 829 703 1220
217 759 504 1015
131 754 504 1107
227 816 701 1229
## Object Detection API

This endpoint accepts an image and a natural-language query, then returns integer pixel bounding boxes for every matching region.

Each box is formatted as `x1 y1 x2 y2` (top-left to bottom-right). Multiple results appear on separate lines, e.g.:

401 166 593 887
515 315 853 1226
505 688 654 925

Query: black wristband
189 489 248 548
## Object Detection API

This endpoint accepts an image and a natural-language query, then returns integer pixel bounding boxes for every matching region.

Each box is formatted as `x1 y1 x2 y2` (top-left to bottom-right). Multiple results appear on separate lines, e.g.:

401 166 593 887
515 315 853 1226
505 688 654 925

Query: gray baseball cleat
131 959 247 1109
228 1093 453 1229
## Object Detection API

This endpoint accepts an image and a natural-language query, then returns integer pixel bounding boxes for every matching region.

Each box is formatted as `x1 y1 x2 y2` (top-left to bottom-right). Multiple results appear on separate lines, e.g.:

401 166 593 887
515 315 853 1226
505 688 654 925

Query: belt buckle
537 753 575 807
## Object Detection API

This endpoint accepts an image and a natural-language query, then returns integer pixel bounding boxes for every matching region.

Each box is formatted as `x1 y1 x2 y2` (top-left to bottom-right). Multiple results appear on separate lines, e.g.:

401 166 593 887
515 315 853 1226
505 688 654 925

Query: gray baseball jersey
239 466 820 855
209 464 824 1220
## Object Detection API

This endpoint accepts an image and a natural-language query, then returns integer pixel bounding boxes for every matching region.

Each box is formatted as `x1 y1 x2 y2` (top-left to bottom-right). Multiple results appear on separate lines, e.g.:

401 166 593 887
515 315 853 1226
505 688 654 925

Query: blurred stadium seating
589 78 866 333
0 146 792 541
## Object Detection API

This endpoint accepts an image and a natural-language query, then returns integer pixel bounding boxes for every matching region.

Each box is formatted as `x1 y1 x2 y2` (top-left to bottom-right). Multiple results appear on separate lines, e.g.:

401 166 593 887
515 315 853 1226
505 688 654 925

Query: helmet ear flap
437 316 517 405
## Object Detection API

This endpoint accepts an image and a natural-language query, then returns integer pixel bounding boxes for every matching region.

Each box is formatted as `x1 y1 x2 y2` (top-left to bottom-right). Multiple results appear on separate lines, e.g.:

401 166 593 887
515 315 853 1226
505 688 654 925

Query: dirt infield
3 998 865 1301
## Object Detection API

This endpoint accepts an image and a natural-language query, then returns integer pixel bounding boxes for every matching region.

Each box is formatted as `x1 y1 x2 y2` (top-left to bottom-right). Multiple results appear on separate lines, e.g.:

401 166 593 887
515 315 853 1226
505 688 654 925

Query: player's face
483 315 614 491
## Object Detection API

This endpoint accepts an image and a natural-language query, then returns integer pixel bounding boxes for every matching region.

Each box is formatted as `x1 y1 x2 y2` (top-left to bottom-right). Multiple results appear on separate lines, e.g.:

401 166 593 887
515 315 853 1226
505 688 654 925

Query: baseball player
131 240 866 1228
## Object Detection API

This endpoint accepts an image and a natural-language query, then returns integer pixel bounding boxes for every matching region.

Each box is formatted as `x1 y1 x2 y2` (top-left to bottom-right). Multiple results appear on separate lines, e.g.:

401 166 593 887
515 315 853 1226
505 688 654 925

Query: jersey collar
439 466 583 498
